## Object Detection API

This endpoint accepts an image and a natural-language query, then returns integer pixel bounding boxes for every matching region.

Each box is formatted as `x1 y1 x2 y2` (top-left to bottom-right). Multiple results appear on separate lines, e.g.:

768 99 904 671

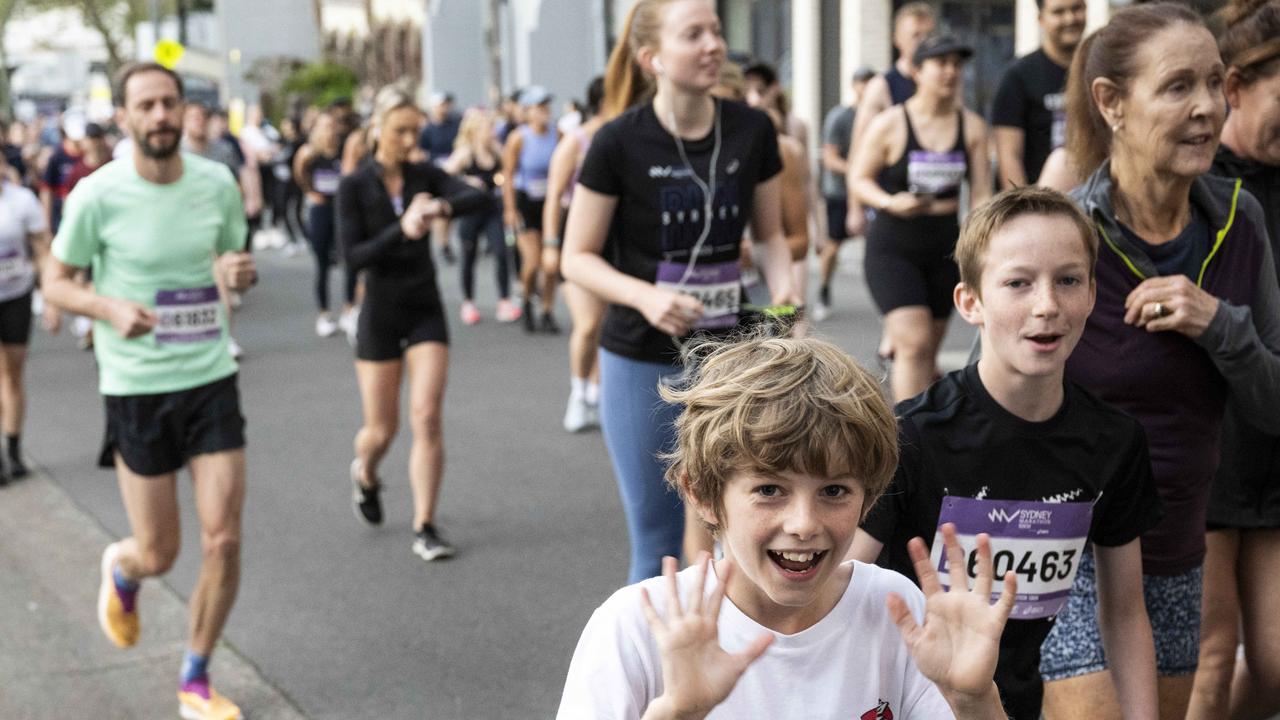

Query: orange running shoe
178 680 243 720
96 542 140 648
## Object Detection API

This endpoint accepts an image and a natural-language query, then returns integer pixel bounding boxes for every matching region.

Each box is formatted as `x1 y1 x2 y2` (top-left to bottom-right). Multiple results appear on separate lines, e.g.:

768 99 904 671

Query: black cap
913 35 974 66
743 62 778 86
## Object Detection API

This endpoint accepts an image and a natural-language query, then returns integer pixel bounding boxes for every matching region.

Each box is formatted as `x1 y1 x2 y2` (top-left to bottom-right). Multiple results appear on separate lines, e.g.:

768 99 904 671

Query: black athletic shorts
516 191 545 233
825 196 850 243
863 212 960 318
356 297 449 361
99 373 246 476
0 291 32 345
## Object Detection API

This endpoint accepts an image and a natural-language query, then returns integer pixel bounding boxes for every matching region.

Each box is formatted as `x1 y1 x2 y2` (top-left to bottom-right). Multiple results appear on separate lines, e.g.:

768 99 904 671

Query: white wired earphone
664 95 722 355
667 98 722 291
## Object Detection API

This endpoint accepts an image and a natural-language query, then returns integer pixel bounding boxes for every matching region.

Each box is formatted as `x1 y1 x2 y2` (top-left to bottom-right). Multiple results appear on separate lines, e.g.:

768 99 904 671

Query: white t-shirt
0 182 45 301
557 561 954 720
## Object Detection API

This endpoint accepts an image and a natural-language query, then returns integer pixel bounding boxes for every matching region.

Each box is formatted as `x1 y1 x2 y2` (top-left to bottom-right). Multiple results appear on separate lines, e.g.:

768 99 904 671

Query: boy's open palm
889 525 1017 698
640 555 773 719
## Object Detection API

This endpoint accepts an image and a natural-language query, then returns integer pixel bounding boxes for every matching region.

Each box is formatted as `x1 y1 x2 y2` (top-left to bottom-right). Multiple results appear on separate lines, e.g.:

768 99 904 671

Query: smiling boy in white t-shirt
557 336 1016 719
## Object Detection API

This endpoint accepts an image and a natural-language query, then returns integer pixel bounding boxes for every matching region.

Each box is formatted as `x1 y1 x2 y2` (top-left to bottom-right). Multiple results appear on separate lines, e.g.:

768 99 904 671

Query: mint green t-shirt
52 153 247 396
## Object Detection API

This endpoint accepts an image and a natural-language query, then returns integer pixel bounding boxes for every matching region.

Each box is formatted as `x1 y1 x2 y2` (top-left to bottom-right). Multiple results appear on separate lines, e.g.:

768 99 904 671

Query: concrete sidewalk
0 472 308 720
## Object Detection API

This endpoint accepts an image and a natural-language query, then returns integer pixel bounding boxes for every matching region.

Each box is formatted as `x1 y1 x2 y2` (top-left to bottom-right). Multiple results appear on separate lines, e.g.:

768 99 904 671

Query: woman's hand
504 207 521 232
883 192 931 219
642 555 773 720
400 193 436 241
845 203 868 237
1123 275 1220 339
639 285 704 337
892 524 1016 701
41 303 61 334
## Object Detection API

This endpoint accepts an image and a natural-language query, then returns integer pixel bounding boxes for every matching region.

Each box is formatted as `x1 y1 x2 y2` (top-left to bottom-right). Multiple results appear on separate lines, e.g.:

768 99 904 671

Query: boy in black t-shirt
852 187 1161 719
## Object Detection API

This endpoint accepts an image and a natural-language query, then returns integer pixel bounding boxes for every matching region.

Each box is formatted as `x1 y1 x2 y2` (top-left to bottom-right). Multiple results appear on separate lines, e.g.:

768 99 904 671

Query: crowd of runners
1 0 1277 717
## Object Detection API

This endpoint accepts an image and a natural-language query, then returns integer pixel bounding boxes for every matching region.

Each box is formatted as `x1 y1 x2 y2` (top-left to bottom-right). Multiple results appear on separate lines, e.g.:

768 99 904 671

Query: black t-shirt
1118 206 1209 282
861 364 1161 720
991 49 1069 183
578 99 782 364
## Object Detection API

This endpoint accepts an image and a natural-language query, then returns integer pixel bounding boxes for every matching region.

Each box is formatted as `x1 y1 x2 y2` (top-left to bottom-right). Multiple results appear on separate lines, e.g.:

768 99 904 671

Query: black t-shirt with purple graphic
578 99 782 364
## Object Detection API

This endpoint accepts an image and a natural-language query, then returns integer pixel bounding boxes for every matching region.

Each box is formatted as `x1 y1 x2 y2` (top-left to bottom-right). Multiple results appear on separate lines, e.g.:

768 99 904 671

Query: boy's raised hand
640 554 773 720
889 524 1016 704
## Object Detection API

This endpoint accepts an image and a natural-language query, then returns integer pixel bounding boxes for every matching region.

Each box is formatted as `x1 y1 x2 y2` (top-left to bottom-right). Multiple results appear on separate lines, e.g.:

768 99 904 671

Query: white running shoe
227 337 244 360
812 301 832 322
315 314 339 338
564 394 591 433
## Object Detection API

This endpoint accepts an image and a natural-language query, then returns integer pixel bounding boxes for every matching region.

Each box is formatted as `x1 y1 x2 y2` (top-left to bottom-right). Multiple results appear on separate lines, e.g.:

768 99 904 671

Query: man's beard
138 127 180 159
1052 28 1085 56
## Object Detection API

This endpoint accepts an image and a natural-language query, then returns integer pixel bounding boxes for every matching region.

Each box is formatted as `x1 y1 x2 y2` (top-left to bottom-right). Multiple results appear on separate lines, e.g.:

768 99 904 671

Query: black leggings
283 181 306 244
307 202 357 311
457 209 509 301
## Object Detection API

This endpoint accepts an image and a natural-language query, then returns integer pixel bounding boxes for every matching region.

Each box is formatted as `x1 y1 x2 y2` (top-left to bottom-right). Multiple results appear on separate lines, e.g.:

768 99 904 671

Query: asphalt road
24 236 976 719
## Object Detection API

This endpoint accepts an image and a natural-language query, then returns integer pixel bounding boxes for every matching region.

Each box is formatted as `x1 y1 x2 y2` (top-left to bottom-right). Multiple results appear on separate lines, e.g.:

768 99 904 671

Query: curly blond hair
659 335 898 533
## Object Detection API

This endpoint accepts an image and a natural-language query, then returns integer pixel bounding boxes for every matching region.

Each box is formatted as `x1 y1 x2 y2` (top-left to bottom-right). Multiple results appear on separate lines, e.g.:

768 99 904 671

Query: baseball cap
913 35 974 66
519 85 553 107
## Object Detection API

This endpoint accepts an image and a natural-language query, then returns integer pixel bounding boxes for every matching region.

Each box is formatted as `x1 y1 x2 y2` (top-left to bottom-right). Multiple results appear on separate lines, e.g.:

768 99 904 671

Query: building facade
422 0 1117 153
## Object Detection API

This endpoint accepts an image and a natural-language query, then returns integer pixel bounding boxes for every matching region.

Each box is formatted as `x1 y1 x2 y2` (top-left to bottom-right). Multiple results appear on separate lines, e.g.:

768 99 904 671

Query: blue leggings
599 349 685 584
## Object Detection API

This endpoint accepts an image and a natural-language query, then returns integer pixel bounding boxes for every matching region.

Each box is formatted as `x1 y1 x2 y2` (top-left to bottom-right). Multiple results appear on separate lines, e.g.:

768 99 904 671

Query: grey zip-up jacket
1066 161 1280 575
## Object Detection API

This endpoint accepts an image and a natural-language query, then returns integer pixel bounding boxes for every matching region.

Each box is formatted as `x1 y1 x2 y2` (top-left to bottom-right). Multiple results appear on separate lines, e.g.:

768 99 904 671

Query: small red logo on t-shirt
860 700 894 720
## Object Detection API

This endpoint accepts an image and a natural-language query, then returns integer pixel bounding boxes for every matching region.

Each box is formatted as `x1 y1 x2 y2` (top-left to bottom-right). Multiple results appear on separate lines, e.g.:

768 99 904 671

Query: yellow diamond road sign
154 40 185 69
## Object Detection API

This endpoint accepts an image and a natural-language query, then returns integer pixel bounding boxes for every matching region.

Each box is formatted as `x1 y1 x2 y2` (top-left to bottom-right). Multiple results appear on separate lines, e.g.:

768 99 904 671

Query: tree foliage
281 61 358 110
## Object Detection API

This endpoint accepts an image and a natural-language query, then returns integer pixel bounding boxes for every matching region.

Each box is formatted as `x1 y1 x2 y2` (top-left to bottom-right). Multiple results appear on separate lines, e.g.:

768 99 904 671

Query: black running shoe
522 301 536 333
412 524 456 561
440 245 457 265
9 454 28 479
539 312 560 334
350 459 383 526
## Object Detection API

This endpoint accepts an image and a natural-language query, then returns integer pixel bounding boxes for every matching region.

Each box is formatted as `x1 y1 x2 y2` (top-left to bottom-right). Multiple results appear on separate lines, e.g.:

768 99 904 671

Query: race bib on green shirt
154 285 221 344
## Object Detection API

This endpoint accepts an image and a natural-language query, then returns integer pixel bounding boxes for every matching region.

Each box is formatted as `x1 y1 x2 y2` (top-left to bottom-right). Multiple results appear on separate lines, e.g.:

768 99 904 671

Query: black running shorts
516 190 545 233
356 299 449 361
0 291 32 345
863 212 960 319
825 197 850 243
99 373 246 476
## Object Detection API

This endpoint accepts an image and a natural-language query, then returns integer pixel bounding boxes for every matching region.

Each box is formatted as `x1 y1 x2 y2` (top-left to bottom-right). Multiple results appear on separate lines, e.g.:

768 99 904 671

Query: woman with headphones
561 0 796 583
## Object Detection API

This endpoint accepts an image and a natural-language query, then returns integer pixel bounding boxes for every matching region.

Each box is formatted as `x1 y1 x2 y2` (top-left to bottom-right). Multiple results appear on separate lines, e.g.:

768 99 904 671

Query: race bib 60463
930 496 1092 619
